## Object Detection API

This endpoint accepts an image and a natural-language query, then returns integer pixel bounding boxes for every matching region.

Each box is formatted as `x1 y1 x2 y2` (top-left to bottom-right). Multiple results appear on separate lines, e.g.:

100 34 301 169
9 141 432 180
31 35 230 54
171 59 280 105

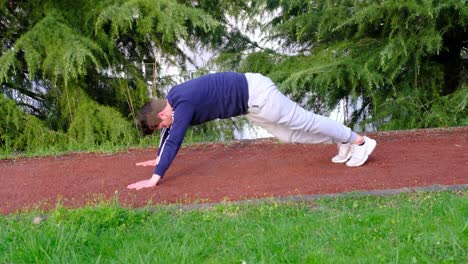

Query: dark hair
136 99 167 135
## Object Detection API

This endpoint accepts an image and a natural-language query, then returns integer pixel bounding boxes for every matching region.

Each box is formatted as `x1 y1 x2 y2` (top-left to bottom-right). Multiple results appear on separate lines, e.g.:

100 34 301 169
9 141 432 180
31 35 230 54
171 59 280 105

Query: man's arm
127 104 193 190
153 103 193 177
136 159 157 166
127 174 161 190
127 127 169 190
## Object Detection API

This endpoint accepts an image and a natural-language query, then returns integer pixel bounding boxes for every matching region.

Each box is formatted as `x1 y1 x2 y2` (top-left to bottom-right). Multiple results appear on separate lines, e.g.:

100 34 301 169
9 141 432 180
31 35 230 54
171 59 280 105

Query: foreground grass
1 191 466 263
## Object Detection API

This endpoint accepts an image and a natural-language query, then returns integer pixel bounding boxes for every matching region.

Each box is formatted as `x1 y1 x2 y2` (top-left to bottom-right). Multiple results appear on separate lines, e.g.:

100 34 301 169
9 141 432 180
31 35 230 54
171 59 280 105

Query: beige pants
244 73 356 144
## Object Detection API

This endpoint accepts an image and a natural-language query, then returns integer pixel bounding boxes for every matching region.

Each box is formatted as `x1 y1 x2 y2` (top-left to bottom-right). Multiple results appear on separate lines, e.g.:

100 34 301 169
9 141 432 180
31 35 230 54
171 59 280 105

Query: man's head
136 99 171 135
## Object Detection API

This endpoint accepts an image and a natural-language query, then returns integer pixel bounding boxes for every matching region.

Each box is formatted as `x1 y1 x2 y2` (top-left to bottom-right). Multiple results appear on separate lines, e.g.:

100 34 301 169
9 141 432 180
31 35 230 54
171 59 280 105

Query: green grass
1 191 466 263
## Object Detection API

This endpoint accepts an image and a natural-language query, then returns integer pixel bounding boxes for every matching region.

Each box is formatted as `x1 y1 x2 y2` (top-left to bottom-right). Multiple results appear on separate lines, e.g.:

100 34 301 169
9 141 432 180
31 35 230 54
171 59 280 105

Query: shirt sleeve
155 127 170 164
154 103 194 177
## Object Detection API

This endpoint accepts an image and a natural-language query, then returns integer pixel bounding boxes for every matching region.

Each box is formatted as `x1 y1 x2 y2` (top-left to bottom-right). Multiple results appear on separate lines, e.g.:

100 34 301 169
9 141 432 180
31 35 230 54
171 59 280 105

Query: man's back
167 72 249 125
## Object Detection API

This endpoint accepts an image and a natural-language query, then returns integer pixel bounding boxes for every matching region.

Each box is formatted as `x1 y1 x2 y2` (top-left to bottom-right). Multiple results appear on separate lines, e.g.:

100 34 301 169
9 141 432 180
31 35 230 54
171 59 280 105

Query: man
127 72 377 190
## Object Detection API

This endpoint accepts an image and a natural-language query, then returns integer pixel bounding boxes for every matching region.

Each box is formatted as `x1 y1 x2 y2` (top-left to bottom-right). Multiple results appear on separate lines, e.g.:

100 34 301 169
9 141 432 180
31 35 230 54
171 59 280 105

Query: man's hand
127 174 161 190
136 159 157 166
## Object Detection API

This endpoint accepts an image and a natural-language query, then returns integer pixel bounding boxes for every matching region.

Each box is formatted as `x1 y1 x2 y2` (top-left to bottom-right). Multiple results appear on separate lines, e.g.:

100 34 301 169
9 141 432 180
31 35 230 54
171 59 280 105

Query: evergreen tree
0 0 223 152
227 0 467 130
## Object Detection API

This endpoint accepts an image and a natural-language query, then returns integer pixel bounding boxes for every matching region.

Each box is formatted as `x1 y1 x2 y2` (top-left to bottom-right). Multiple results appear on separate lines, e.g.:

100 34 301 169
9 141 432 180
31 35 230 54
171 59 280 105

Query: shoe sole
346 139 377 167
331 152 352 163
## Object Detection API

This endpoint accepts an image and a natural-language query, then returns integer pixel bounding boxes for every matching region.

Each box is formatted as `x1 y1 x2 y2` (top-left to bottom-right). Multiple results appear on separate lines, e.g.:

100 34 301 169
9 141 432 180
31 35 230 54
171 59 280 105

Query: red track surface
1 127 467 214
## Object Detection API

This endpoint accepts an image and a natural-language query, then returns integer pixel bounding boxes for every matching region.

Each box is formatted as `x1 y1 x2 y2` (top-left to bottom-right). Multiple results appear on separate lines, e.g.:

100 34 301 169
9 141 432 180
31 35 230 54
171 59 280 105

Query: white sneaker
346 136 377 167
331 143 352 163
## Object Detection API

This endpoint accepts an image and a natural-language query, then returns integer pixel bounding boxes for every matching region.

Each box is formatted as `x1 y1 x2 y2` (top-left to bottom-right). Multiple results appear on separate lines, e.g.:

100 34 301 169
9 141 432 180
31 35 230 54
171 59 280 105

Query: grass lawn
1 190 466 263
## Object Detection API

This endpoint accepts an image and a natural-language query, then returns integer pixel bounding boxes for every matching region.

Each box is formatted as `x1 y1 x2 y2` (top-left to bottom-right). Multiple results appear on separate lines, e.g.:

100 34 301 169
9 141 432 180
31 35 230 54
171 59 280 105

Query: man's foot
346 136 377 167
331 143 352 163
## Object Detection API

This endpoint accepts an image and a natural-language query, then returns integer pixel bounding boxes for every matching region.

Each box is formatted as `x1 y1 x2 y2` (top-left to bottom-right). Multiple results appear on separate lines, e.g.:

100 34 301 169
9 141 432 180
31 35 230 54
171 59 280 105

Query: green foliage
425 84 468 127
184 119 240 143
0 0 221 87
60 87 138 148
68 102 138 148
96 0 219 43
0 0 227 154
0 88 140 156
231 0 468 130
239 51 278 75
0 11 103 85
1 0 467 156
0 95 68 154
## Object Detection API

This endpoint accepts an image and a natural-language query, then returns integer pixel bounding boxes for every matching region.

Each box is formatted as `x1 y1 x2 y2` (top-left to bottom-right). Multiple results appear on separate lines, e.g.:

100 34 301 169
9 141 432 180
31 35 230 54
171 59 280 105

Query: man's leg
245 73 376 166
245 121 334 144
245 73 356 144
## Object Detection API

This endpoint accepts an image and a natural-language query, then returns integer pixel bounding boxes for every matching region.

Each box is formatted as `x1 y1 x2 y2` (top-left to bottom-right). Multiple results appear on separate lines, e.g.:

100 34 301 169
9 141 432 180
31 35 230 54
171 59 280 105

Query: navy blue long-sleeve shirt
155 72 249 177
